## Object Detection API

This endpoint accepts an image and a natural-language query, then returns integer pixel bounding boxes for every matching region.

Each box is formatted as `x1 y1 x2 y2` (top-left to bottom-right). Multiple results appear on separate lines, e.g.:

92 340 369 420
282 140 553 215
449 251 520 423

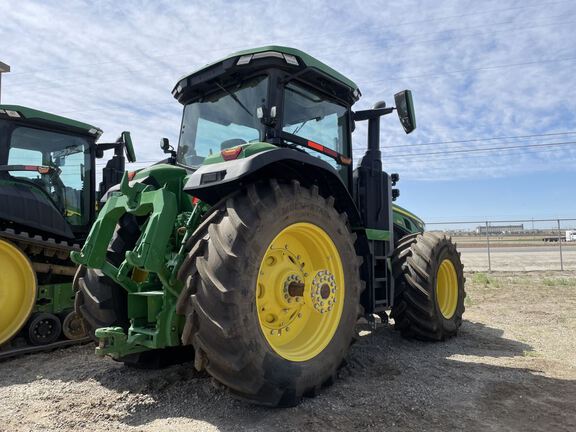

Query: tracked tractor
0 105 135 358
72 46 465 406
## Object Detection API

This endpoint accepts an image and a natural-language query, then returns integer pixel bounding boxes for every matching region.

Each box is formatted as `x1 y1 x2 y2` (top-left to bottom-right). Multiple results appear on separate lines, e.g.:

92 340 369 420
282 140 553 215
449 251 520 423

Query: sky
1 0 575 223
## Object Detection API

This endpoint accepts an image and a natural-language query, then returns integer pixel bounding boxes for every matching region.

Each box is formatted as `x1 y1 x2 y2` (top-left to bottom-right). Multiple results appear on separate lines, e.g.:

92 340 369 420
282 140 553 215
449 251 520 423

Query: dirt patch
1 272 575 432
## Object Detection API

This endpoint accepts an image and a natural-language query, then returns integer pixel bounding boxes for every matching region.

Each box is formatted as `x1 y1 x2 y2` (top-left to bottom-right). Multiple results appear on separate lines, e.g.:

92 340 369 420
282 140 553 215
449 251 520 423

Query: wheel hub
256 222 345 362
27 313 61 345
34 319 55 340
310 270 337 314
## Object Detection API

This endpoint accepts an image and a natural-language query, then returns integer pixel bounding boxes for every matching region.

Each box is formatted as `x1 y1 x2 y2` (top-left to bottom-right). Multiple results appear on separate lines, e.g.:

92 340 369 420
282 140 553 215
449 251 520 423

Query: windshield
177 75 268 166
2 125 92 226
282 81 348 169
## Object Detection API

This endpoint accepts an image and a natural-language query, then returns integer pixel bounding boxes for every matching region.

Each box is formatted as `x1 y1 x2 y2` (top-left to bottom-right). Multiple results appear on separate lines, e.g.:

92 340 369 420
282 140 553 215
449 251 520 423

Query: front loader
0 105 136 358
72 46 465 406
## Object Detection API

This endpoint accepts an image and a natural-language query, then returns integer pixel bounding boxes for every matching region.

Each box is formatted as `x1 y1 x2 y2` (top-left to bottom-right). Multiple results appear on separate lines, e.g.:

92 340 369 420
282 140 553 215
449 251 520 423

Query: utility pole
0 61 10 103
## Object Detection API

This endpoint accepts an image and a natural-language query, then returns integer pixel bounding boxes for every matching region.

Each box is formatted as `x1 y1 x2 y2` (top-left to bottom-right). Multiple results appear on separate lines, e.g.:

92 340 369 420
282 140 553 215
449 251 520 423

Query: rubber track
0 229 84 357
176 179 364 406
0 227 79 262
0 337 91 362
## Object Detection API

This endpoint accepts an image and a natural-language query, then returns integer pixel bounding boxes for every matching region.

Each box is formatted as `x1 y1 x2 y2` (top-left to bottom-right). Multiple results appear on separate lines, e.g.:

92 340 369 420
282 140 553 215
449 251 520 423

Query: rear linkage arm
71 173 207 358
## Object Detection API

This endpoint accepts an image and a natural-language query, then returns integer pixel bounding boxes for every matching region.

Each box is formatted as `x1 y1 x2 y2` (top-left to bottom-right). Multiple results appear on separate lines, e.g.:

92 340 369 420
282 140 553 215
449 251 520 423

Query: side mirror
160 137 171 153
121 131 136 163
394 90 416 134
160 137 177 160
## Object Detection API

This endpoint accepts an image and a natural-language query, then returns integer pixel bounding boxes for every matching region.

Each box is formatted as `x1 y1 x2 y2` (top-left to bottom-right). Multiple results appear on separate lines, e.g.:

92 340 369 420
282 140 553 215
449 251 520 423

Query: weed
472 272 490 285
542 278 575 287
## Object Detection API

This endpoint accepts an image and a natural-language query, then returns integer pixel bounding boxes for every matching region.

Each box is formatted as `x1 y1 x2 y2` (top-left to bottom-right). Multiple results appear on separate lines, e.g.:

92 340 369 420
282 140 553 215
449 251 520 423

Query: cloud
1 0 575 181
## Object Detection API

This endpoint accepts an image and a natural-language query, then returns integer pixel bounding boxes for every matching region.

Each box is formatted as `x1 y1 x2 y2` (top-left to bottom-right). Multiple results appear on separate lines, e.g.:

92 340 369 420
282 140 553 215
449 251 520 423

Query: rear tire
391 232 465 341
177 180 363 406
74 215 137 338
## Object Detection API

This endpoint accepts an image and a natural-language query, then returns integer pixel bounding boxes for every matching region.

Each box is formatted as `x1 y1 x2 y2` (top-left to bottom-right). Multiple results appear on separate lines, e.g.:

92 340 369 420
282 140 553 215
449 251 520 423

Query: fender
183 147 364 229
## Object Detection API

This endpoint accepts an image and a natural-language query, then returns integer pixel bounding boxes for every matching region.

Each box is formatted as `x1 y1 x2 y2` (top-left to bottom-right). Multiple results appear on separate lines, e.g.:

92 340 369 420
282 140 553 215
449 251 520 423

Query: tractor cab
0 105 135 239
172 47 360 182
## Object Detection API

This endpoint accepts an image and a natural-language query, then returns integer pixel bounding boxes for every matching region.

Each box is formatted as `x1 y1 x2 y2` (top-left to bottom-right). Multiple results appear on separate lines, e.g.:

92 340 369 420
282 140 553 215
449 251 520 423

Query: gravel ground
1 271 575 432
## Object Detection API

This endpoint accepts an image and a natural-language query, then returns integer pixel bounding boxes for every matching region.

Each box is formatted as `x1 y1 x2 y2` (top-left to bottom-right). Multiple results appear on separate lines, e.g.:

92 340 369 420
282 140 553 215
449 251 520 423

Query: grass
542 278 575 287
472 272 490 284
471 272 501 288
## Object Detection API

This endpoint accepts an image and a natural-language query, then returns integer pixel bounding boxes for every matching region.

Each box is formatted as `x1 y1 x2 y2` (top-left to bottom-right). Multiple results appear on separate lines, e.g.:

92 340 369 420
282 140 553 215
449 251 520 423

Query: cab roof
172 46 361 105
0 104 102 139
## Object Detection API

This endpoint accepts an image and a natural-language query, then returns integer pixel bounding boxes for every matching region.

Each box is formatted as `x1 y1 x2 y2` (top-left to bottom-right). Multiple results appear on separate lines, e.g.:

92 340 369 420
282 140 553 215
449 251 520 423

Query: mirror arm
353 107 394 122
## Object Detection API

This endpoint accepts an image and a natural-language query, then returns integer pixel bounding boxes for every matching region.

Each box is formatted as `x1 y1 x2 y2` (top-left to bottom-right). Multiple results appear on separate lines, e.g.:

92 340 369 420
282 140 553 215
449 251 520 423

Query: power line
87 140 576 169
384 140 576 159
371 56 576 83
384 145 576 164
379 131 576 150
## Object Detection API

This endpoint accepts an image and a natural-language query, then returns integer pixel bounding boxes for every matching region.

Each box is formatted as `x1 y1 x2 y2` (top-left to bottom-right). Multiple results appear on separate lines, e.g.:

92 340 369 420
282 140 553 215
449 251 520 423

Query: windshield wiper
292 120 309 135
215 82 253 118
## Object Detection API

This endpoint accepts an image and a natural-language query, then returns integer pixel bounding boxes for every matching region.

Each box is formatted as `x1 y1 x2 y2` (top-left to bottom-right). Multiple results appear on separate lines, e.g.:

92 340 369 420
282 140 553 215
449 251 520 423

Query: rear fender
183 147 364 228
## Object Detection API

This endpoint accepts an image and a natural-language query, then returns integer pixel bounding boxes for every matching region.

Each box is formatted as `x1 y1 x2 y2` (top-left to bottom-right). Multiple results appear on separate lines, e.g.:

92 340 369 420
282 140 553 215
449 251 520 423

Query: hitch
95 327 148 359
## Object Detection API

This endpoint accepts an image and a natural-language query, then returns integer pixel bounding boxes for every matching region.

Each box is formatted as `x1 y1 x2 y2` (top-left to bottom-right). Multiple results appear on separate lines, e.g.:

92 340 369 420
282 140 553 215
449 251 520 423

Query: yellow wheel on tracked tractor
0 239 37 345
256 222 345 362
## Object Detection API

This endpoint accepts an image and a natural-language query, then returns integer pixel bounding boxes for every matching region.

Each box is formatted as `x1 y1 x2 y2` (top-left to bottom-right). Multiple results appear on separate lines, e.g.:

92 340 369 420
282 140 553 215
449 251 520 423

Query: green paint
202 141 276 165
34 283 75 314
365 229 391 241
176 45 359 96
393 204 425 233
243 141 276 157
0 104 102 137
71 168 210 357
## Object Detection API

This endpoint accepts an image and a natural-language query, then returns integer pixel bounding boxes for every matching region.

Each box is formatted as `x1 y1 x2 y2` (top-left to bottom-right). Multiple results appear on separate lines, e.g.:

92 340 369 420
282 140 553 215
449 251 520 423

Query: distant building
476 224 524 235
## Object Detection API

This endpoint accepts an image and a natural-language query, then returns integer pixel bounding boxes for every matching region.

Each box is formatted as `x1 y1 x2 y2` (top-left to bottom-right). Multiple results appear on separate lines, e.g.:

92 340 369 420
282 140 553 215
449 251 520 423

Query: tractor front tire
177 180 363 406
391 232 465 341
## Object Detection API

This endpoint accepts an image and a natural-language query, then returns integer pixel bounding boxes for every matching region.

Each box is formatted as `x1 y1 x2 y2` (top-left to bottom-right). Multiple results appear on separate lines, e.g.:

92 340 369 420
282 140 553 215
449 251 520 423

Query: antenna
0 61 10 103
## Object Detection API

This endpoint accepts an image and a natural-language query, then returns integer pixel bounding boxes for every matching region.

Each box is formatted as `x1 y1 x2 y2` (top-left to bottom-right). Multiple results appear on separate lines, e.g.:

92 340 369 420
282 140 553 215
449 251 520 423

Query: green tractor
0 105 136 358
72 46 465 406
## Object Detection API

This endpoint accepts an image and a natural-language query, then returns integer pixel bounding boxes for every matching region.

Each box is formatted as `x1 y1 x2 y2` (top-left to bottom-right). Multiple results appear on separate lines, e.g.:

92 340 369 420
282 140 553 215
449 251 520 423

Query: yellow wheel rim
435 259 458 319
256 222 344 362
0 240 37 345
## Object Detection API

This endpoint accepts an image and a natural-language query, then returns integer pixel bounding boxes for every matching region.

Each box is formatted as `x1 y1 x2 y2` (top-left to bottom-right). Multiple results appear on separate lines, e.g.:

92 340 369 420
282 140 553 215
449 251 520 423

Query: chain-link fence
426 218 576 272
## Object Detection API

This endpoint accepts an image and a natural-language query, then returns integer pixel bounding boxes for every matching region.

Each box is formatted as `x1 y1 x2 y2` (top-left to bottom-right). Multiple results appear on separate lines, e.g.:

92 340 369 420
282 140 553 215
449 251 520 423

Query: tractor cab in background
0 105 136 356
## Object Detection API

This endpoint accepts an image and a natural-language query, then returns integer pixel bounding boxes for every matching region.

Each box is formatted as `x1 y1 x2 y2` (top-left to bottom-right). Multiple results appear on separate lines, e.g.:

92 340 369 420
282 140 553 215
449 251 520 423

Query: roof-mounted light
284 54 299 65
236 51 299 66
5 110 21 118
237 54 253 65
